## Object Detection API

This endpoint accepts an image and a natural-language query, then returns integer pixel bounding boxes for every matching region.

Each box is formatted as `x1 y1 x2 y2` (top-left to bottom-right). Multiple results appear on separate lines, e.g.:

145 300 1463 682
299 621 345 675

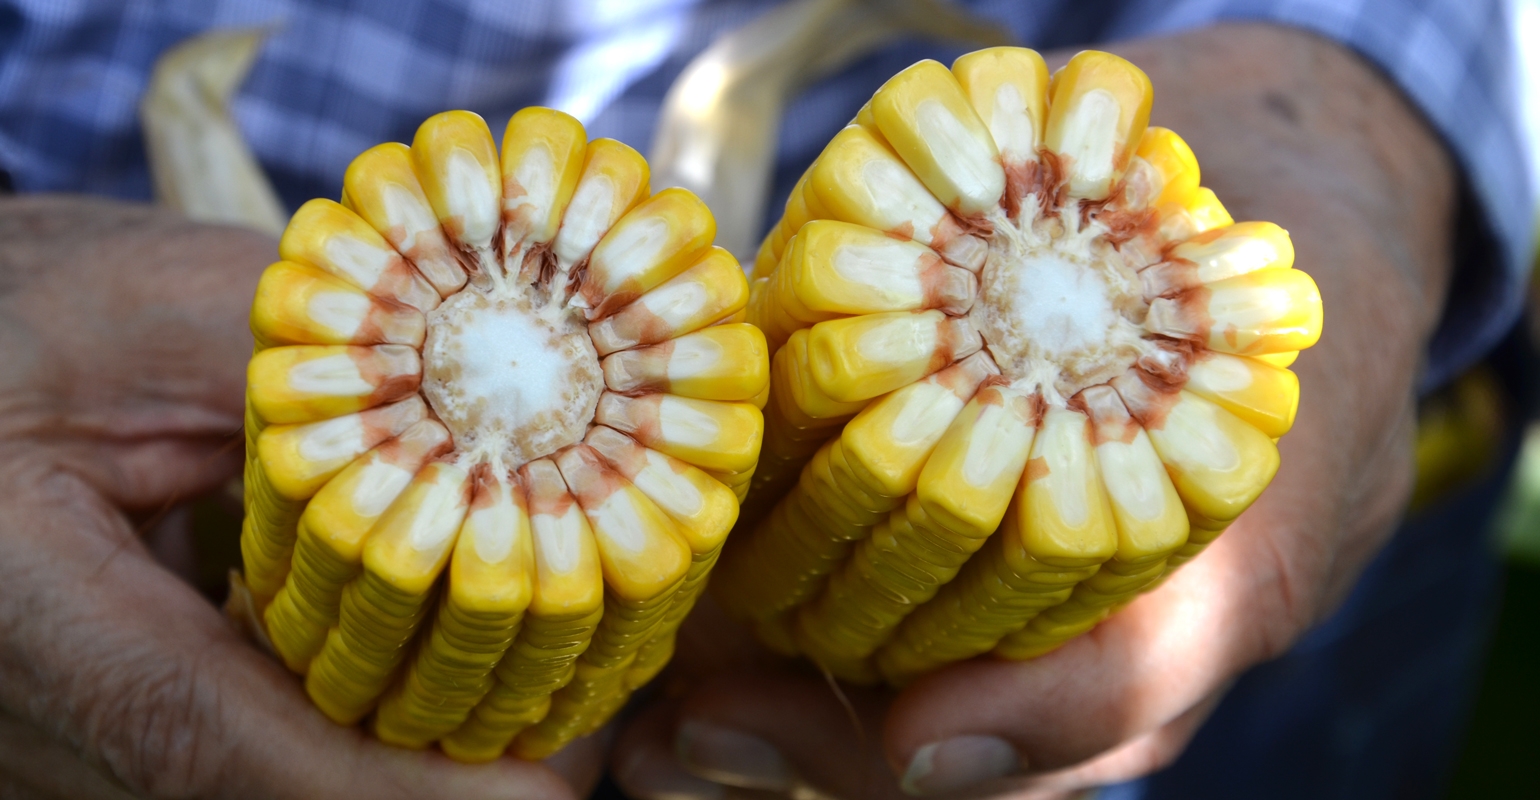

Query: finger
0 198 269 425
543 721 616 799
0 470 575 800
883 525 1282 789
984 692 1221 798
614 700 727 800
673 669 904 800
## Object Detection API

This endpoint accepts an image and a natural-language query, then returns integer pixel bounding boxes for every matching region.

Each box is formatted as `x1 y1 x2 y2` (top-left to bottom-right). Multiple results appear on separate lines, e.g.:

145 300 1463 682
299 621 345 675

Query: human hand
611 22 1456 800
0 196 603 799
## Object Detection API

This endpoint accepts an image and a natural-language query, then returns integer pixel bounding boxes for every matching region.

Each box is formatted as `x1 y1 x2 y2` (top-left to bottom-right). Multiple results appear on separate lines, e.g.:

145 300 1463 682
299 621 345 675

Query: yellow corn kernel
805 310 981 403
595 392 763 475
247 345 420 424
373 468 534 747
839 352 996 498
1015 406 1119 564
411 111 503 272
552 138 652 273
809 124 986 270
1142 221 1294 298
343 142 468 297
279 198 440 312
1114 374 1280 525
1158 186 1234 241
951 47 1050 180
250 261 425 349
772 328 869 424
870 59 1004 217
499 107 587 264
601 323 769 402
264 419 451 671
578 189 715 319
1182 352 1300 438
305 462 472 726
1078 385 1189 563
773 220 975 334
587 247 748 356
1043 50 1152 200
556 445 692 603
915 385 1042 539
1134 126 1200 209
255 397 426 501
1146 267 1324 356
584 426 738 555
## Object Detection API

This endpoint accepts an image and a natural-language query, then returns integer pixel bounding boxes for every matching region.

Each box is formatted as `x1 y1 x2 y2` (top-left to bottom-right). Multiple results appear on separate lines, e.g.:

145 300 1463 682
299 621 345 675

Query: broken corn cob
716 48 1320 686
243 107 765 759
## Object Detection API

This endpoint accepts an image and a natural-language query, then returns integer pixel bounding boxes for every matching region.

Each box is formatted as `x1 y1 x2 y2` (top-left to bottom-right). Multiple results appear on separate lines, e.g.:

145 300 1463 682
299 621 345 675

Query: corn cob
242 107 765 759
717 48 1320 685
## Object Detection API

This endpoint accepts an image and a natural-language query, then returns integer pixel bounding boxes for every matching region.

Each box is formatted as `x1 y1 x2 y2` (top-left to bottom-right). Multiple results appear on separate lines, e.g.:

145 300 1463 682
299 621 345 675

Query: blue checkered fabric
0 0 1529 383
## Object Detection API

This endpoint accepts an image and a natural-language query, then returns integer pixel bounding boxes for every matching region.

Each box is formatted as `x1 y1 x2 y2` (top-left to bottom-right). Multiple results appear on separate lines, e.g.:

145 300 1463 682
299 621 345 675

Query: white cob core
420 281 602 470
972 200 1151 404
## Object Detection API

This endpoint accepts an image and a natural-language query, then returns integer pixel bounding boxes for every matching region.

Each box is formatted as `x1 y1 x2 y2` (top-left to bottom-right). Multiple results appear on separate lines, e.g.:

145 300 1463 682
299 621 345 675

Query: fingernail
675 721 796 791
900 736 1020 796
617 747 726 800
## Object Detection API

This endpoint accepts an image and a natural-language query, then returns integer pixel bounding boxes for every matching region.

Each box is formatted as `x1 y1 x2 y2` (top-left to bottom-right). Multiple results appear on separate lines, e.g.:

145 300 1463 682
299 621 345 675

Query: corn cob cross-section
714 48 1321 686
241 107 766 759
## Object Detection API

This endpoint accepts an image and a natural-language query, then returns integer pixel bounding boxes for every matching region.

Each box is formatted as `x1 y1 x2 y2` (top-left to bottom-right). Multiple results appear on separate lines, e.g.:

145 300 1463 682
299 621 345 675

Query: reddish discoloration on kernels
919 253 977 315
394 236 467 297
516 242 557 288
1112 368 1182 431
1024 456 1050 482
520 459 577 517
355 396 428 453
1136 339 1197 388
886 221 916 241
468 462 500 511
555 444 629 506
508 472 530 513
933 351 999 399
586 284 642 322
1093 204 1158 249
1001 158 1040 221
1077 385 1141 446
1018 391 1048 429
373 419 452 468
1146 285 1214 345
588 301 672 355
359 296 425 347
366 372 422 407
584 425 648 480
372 254 437 311
602 341 675 395
1033 148 1069 213
594 393 663 447
1140 258 1203 299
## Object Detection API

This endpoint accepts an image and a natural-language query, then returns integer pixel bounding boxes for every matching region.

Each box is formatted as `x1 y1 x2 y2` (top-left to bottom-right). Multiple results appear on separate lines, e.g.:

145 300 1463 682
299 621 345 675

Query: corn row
243 105 763 758
717 47 1319 685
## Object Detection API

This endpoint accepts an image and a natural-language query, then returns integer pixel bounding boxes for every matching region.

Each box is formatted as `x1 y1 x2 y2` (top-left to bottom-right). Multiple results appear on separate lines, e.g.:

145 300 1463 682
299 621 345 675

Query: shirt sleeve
1102 0 1535 390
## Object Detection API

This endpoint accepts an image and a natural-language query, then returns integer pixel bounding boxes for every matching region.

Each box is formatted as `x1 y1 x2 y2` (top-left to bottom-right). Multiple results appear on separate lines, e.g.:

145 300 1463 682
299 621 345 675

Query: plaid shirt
0 0 1530 386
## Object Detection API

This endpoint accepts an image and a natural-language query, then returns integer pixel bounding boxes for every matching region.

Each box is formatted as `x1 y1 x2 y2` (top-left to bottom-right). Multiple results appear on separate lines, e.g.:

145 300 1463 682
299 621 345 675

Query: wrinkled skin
0 197 605 799
610 23 1456 800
